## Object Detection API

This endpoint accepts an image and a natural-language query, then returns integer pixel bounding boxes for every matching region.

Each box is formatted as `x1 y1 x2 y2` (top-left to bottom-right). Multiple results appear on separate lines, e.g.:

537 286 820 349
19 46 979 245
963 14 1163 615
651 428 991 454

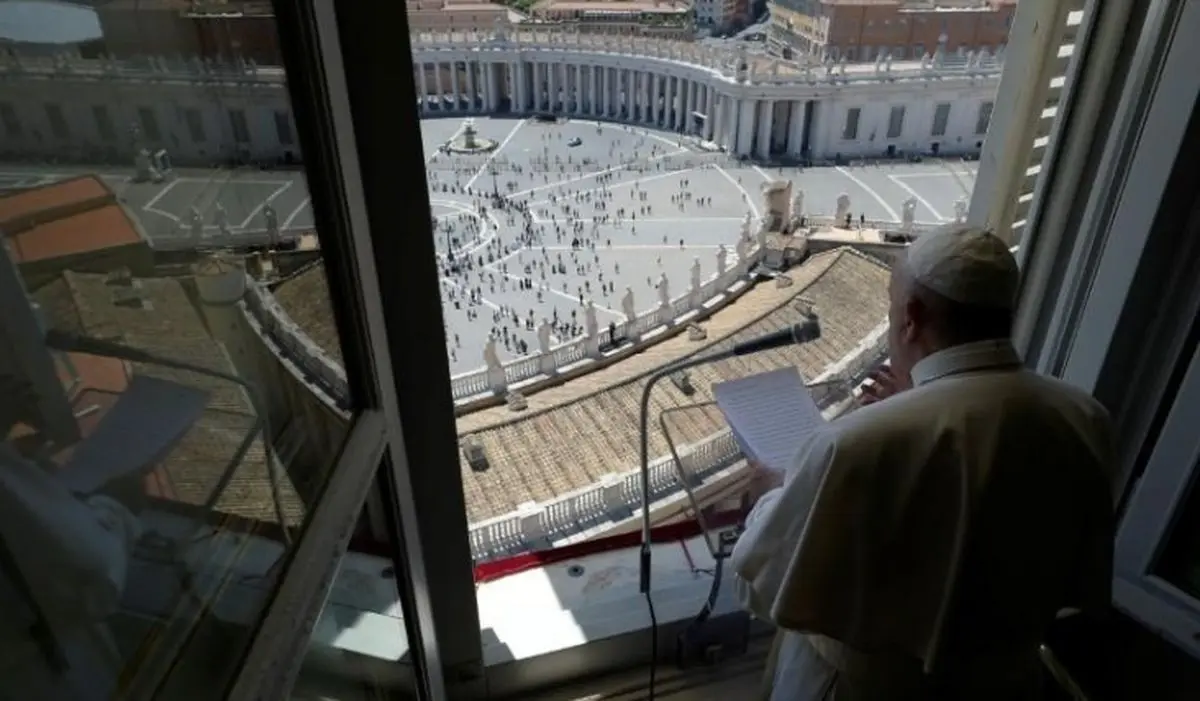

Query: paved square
418 116 975 374
1 115 975 377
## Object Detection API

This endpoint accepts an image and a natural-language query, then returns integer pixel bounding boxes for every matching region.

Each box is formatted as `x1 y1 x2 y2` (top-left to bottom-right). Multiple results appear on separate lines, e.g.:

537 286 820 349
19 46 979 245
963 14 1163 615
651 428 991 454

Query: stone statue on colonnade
214 203 230 236
584 301 598 339
735 233 750 264
835 193 852 225
188 206 204 240
791 187 805 227
621 287 636 322
954 198 969 223
716 244 728 275
263 203 279 245
901 197 917 233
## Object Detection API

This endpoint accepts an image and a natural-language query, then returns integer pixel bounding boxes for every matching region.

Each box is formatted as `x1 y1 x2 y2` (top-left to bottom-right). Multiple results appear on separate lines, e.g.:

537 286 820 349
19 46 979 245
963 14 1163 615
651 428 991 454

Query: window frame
137 105 161 143
1041 0 1200 495
229 108 252 144
227 0 481 698
92 104 116 142
931 102 951 137
1114 332 1200 659
1025 0 1200 662
45 102 69 140
842 105 861 140
974 100 993 135
886 104 905 139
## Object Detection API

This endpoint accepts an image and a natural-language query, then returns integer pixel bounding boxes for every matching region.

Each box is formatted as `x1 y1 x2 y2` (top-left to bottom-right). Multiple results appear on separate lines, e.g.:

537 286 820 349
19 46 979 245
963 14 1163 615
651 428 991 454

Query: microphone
729 311 821 356
637 301 821 593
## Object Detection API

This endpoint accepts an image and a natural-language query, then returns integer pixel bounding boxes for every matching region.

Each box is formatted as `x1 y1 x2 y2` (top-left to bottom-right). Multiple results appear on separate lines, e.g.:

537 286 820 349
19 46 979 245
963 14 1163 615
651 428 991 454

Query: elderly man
731 227 1116 700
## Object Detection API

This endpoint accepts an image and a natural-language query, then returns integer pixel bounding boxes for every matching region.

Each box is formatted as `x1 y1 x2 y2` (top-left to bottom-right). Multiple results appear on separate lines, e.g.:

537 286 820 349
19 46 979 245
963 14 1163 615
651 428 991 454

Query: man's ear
903 294 929 344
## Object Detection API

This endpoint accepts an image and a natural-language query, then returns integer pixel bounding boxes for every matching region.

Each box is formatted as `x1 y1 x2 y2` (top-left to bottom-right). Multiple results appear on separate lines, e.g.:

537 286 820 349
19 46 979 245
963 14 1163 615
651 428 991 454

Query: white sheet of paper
713 366 826 474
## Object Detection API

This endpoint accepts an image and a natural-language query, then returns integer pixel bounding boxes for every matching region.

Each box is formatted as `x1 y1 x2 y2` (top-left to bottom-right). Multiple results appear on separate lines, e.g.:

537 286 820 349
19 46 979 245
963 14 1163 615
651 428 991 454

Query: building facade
767 0 1016 62
0 31 999 165
694 0 740 33
528 0 694 39
93 0 511 65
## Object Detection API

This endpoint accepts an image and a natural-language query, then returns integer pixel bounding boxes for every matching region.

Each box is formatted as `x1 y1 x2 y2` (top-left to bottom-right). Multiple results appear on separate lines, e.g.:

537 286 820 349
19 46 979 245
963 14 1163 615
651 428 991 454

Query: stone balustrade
466 318 891 562
454 241 761 404
408 29 1005 89
243 237 763 414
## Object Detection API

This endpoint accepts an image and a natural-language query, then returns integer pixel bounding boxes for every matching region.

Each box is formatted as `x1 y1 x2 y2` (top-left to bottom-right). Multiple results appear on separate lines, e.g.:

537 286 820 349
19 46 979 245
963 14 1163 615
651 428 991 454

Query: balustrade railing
240 236 761 413
408 29 1005 88
467 321 890 562
454 243 761 403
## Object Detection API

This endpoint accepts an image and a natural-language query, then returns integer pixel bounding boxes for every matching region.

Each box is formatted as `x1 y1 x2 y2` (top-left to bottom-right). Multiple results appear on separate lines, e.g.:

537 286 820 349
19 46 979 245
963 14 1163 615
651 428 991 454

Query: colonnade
413 58 815 159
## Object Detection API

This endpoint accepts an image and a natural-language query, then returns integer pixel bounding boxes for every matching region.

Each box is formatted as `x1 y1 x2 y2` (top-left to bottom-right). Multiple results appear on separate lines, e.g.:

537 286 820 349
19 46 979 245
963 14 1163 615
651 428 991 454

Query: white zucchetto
904 226 1019 309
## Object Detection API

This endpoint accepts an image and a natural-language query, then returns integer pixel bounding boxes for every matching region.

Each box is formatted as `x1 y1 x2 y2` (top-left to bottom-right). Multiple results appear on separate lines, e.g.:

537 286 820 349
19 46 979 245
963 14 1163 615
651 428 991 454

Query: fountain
445 118 499 154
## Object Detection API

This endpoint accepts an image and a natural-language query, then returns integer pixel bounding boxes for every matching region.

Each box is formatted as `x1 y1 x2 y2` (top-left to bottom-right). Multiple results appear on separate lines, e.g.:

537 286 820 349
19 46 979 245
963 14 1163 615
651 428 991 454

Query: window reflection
0 0 356 697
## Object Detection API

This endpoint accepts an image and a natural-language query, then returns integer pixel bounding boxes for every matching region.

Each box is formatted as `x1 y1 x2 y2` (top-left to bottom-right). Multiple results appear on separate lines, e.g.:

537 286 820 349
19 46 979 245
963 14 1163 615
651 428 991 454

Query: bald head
886 227 1018 378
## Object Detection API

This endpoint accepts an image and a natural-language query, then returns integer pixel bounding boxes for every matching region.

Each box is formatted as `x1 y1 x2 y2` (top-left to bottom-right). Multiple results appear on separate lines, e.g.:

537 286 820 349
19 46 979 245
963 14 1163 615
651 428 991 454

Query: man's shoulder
832 368 1111 442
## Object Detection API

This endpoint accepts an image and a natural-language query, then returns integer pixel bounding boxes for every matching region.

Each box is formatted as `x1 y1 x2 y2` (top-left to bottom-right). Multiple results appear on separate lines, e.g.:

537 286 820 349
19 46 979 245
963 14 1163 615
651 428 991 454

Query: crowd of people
425 122 735 371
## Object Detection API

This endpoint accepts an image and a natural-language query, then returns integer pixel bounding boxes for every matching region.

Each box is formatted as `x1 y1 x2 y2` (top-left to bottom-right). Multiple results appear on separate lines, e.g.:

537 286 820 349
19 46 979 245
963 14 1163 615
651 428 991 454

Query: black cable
645 588 658 701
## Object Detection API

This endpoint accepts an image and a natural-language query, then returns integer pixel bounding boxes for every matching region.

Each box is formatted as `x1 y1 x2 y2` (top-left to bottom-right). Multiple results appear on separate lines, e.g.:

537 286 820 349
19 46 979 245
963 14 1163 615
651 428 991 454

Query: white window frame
1115 340 1200 659
1043 0 1200 663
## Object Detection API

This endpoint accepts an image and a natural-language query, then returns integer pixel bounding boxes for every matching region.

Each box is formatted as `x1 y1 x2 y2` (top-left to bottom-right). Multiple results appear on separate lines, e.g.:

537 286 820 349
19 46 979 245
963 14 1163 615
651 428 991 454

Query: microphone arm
638 307 820 595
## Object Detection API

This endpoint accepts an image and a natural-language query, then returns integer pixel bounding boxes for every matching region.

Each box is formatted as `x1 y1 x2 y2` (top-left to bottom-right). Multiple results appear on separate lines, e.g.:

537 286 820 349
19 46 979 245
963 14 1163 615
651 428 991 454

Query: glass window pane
932 103 951 137
0 2 359 697
887 105 906 138
1156 460 1200 598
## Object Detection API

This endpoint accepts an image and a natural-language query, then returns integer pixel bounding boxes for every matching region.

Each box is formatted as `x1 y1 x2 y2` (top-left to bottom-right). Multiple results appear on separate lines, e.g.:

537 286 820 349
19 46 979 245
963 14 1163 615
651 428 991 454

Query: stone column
737 99 757 157
599 67 607 117
643 72 653 124
710 94 722 145
466 60 476 113
704 89 716 141
757 100 774 160
675 78 686 131
548 62 558 112
651 73 661 126
591 65 599 116
433 62 443 110
788 100 806 156
418 63 429 114
627 70 636 120
513 62 524 113
450 61 460 111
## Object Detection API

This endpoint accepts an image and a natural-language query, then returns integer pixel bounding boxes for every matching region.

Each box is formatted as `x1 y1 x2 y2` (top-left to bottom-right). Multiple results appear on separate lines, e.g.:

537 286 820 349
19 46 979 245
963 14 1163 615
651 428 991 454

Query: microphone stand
637 349 735 595
637 311 820 596
635 311 820 692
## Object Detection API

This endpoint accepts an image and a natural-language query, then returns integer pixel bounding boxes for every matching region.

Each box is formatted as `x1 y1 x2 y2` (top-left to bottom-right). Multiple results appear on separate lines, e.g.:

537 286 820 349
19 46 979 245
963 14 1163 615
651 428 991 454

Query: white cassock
731 339 1117 701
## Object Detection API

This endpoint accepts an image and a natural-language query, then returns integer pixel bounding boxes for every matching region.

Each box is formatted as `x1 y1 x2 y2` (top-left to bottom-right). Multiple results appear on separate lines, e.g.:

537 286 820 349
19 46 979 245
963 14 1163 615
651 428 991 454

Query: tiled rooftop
455 247 889 521
0 175 145 265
